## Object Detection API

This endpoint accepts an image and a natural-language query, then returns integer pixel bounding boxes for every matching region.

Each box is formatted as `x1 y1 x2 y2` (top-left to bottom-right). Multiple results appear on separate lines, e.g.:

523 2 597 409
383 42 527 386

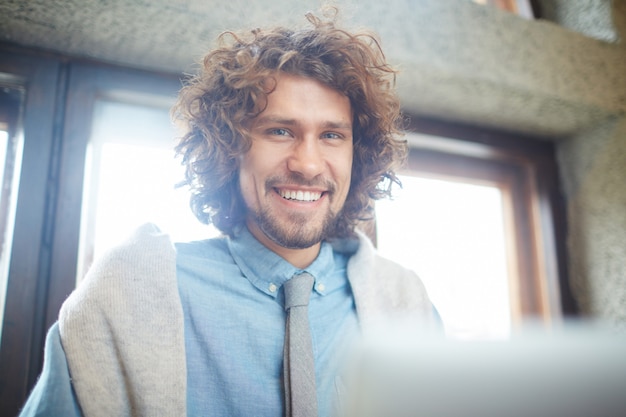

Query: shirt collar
227 226 336 298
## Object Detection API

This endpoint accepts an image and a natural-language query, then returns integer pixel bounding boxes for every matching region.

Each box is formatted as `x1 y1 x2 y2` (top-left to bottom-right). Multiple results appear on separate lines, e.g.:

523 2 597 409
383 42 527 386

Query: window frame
0 46 64 414
46 63 182 336
0 51 183 412
402 116 575 322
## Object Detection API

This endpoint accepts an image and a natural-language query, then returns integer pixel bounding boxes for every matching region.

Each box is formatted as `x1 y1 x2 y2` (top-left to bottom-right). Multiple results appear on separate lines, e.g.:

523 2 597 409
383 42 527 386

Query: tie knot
284 273 314 310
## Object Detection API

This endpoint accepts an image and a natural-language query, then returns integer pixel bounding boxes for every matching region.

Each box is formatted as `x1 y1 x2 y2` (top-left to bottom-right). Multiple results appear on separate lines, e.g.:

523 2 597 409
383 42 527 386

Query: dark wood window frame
0 48 182 415
403 116 576 323
46 63 181 338
0 46 64 415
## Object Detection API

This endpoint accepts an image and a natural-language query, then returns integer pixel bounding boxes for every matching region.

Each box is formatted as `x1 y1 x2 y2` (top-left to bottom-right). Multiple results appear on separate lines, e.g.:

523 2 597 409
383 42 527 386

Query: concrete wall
541 0 626 328
558 117 626 329
374 0 626 328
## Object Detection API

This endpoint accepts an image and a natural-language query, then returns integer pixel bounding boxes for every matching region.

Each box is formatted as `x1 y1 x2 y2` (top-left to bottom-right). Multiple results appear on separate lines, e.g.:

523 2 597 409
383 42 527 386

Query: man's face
239 73 353 251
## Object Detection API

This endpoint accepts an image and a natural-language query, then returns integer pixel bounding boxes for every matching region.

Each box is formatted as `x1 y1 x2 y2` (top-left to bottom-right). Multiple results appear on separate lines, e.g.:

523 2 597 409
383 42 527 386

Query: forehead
254 73 353 125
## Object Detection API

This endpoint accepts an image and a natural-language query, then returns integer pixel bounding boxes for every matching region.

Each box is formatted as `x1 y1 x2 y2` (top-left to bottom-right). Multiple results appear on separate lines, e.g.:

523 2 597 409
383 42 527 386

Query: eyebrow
253 115 352 130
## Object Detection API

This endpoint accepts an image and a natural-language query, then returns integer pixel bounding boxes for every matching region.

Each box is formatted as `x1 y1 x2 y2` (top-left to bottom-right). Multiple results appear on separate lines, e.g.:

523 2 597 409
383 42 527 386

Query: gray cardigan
59 223 435 417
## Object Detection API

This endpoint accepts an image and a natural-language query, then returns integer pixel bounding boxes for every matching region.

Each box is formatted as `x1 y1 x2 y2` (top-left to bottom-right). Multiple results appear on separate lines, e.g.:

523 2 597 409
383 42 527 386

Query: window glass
0 85 24 333
78 99 218 280
0 128 9 328
0 130 7 186
376 175 511 339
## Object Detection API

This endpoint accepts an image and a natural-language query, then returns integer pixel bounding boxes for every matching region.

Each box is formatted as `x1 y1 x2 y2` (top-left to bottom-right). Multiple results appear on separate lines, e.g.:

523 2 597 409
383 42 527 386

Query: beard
245 173 341 249
248 201 340 249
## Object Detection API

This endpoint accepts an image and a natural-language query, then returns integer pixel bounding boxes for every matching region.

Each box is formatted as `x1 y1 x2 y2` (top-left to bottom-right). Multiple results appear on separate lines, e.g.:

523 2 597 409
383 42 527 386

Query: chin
250 205 340 249
265 217 335 249
265 226 326 249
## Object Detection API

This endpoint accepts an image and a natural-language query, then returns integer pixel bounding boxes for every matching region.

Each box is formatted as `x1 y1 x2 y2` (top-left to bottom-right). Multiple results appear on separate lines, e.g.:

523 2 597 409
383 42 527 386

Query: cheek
336 151 354 188
238 158 258 203
328 152 353 206
241 142 281 178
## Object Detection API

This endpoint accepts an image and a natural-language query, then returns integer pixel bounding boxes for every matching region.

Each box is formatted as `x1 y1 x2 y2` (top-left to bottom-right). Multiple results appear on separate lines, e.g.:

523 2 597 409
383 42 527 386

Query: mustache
265 173 336 194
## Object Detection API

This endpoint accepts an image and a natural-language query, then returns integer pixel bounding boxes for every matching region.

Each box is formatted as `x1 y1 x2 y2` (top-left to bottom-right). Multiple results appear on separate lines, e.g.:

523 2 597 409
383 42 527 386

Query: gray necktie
283 272 318 417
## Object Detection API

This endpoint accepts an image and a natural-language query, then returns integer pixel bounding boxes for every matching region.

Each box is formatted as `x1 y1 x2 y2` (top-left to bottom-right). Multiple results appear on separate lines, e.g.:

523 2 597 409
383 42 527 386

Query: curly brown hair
172 12 407 238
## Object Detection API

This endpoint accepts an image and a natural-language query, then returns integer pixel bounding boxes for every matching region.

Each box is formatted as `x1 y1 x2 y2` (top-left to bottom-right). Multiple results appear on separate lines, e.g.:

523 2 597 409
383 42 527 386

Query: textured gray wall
1 0 625 326
558 117 626 329
536 0 619 42
548 2 626 329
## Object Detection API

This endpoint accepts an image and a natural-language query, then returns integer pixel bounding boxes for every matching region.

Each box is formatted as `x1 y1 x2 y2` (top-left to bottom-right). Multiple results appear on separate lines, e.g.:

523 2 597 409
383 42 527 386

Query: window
45 64 193 328
0 84 24 330
0 50 62 414
375 119 573 338
377 173 511 339
78 99 218 280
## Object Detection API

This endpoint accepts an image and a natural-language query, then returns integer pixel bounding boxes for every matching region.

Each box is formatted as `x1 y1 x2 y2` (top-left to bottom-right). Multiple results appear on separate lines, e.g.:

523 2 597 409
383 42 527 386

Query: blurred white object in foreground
342 322 626 417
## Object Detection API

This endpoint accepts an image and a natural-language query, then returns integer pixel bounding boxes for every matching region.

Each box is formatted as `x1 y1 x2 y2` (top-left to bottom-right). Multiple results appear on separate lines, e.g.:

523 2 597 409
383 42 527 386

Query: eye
321 132 342 140
268 128 291 137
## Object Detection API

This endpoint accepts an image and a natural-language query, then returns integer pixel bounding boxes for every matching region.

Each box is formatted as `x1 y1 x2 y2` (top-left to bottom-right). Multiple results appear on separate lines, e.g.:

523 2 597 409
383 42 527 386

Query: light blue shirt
178 226 359 416
18 322 83 416
20 227 359 416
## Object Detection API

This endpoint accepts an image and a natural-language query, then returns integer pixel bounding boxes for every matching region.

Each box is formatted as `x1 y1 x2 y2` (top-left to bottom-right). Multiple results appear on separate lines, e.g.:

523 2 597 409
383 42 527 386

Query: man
21 12 438 417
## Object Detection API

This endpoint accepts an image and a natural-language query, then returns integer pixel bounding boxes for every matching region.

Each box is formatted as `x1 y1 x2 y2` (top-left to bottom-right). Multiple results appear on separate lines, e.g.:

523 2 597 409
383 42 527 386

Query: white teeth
279 189 322 202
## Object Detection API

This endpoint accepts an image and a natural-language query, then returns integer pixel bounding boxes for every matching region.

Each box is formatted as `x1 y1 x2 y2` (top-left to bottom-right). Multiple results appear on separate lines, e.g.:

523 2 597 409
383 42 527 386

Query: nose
287 137 324 180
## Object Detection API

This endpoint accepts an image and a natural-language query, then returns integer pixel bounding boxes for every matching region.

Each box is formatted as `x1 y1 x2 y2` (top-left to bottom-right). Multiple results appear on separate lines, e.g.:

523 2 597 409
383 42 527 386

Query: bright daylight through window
78 100 218 280
0 129 8 329
376 175 511 340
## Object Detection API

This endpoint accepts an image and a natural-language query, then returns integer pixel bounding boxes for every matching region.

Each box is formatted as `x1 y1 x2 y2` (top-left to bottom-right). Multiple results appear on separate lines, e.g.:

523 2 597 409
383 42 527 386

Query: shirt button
316 283 326 292
269 283 277 293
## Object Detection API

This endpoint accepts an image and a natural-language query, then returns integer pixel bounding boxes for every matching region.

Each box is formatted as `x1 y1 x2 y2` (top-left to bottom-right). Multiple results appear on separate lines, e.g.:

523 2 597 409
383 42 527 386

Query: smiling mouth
277 189 323 202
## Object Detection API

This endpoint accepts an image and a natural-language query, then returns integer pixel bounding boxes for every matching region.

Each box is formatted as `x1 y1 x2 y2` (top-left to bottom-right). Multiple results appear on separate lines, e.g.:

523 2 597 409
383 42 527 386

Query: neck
246 222 321 269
